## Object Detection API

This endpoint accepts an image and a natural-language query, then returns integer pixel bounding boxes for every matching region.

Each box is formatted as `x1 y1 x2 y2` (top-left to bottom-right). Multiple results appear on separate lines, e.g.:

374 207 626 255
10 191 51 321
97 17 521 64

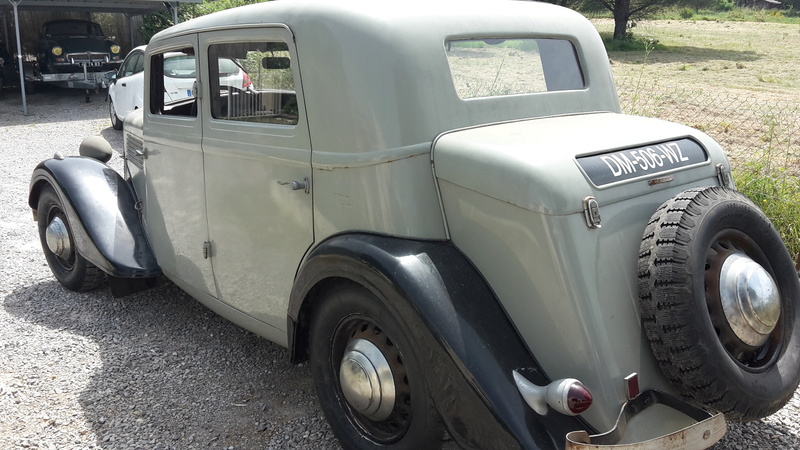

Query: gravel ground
1 86 340 449
1 86 799 449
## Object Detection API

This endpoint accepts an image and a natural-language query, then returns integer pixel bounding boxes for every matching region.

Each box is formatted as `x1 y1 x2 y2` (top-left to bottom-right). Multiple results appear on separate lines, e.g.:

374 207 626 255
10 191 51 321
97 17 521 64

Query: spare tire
638 186 800 421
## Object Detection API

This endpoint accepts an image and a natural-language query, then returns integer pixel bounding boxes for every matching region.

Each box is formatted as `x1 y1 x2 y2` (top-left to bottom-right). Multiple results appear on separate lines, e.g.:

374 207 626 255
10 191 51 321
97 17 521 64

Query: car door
112 48 144 119
199 27 313 338
142 35 217 300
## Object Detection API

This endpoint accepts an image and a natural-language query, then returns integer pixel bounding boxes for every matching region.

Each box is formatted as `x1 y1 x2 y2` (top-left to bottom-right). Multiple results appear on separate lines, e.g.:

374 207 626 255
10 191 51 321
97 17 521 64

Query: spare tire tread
638 186 800 421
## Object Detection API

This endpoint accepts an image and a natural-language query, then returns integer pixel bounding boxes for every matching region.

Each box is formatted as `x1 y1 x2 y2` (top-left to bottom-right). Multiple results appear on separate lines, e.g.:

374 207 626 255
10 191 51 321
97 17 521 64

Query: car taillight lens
242 72 252 89
566 381 593 414
513 371 593 416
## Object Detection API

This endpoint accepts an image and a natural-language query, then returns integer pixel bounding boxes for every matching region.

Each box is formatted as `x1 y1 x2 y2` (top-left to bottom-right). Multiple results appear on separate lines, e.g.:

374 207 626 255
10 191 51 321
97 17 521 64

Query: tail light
242 72 252 89
513 370 593 416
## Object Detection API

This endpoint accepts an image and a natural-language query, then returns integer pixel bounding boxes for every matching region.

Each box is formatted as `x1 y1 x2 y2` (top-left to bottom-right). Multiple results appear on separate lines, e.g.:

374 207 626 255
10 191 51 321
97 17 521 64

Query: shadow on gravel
0 83 108 126
5 279 799 448
4 279 339 448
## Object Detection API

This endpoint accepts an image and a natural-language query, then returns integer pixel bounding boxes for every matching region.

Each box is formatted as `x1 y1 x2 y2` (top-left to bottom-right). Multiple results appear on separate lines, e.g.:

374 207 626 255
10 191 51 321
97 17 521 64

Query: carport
1 0 201 114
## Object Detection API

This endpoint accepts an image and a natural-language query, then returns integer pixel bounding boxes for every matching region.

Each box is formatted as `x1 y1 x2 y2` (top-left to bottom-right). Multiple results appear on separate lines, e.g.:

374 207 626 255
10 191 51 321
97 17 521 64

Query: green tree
585 0 680 39
141 0 268 43
682 0 716 11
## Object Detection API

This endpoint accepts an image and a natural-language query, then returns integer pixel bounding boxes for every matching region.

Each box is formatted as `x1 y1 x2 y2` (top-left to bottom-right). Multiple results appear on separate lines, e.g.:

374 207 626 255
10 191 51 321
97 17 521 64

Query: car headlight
110 45 121 54
51 46 63 56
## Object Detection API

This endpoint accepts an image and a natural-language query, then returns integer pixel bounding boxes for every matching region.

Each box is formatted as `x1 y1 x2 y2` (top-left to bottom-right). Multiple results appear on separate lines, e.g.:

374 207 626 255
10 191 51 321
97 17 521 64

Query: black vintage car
36 20 122 74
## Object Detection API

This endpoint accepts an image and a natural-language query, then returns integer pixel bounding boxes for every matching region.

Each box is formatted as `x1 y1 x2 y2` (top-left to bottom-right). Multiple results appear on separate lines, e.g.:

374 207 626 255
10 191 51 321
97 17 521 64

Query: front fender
288 233 592 449
29 156 160 279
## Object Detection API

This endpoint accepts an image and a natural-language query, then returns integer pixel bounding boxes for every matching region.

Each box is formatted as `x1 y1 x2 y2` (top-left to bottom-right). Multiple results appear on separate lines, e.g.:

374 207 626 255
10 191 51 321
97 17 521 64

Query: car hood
42 37 114 53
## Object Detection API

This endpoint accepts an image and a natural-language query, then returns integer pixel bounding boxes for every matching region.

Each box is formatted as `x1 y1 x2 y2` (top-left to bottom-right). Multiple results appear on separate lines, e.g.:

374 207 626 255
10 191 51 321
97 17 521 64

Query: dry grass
593 18 800 256
593 18 800 100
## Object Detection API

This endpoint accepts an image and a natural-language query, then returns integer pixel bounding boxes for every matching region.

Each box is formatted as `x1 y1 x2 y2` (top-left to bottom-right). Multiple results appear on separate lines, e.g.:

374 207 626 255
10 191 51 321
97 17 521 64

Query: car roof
154 0 592 43
148 0 620 154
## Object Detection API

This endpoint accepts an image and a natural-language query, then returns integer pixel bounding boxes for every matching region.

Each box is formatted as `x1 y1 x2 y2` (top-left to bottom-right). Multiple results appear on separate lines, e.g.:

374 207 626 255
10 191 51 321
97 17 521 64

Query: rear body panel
433 112 729 433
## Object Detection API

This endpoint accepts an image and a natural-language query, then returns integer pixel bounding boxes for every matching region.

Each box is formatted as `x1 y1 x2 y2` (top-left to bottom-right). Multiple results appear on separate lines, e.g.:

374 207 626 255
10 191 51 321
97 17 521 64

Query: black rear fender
29 156 160 281
287 233 590 449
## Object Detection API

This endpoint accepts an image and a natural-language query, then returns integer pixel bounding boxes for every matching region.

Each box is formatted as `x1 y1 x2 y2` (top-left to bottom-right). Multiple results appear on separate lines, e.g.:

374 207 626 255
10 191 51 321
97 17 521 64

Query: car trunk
432 112 731 435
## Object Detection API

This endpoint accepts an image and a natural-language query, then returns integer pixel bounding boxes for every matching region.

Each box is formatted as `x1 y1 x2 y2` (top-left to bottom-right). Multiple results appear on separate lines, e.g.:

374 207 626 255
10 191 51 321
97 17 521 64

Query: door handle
277 178 310 194
121 82 127 87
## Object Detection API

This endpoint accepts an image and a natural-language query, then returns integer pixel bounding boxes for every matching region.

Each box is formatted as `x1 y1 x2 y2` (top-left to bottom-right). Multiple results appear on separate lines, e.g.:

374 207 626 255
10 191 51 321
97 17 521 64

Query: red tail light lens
567 382 593 414
242 72 252 89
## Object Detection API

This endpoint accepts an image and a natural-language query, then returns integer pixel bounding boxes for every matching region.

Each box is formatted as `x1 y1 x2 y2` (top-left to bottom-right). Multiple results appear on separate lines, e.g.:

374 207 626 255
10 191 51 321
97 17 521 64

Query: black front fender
29 156 160 279
288 233 591 449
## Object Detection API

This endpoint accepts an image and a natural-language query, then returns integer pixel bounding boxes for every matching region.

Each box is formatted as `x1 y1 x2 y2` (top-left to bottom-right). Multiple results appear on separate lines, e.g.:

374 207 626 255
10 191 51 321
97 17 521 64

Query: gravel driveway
1 86 798 449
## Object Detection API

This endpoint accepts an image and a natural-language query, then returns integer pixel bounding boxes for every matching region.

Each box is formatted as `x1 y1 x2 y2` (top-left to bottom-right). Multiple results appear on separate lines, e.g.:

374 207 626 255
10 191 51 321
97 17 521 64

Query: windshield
445 38 584 99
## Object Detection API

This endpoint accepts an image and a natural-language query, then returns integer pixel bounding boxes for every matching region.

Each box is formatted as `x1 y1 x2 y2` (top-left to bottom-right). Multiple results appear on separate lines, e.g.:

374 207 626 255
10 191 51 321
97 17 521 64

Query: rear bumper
565 390 726 449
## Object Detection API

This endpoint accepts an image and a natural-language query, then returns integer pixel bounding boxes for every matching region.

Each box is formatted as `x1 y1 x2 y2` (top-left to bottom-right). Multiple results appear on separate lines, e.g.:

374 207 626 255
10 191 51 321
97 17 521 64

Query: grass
651 7 800 23
594 18 800 96
735 158 800 259
595 15 800 258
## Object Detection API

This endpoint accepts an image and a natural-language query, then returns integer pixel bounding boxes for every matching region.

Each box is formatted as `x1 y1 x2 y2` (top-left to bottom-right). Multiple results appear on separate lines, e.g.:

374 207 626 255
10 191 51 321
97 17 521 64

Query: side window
208 41 298 125
149 47 197 117
120 52 141 77
133 52 145 74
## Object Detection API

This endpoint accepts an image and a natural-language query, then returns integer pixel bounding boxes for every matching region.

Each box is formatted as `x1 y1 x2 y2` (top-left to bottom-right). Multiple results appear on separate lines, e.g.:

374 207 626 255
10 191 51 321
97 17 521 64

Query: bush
600 32 663 51
727 8 747 20
680 7 695 18
735 161 800 260
714 0 736 11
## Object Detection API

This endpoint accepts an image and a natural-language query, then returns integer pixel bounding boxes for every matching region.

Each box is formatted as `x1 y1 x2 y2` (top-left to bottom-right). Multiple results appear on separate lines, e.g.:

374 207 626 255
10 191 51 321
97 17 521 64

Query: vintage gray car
28 1 800 448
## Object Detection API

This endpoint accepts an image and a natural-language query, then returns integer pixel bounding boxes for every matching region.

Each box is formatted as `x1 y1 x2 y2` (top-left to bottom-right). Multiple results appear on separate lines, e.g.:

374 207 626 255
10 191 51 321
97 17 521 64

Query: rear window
445 38 584 99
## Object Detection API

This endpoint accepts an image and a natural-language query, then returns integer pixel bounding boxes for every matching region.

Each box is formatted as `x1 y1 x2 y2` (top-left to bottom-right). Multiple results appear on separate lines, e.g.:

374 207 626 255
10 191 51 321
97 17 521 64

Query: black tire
638 186 800 421
309 282 444 449
109 98 123 130
37 185 105 292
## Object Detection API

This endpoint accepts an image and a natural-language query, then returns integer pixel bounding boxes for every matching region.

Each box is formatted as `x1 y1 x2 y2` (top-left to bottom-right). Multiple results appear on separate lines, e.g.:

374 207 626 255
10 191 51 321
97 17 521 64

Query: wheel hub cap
339 338 395 421
45 216 73 260
719 253 780 347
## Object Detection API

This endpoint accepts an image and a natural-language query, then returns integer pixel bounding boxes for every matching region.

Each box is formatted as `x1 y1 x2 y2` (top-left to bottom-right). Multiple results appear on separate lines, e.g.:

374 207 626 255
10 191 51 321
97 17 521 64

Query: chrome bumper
566 390 726 449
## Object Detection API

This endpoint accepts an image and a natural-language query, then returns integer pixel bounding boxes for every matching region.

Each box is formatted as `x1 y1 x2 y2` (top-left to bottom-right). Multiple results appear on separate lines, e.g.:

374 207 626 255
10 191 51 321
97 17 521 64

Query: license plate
577 138 707 187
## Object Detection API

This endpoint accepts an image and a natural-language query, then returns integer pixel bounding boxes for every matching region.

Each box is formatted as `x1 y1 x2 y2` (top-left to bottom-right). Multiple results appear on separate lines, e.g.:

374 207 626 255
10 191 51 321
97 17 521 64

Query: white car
108 45 252 130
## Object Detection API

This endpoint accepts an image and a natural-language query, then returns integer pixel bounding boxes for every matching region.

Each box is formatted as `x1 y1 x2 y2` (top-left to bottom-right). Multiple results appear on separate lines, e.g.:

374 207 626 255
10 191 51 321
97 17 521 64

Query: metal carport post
3 0 201 115
8 0 27 114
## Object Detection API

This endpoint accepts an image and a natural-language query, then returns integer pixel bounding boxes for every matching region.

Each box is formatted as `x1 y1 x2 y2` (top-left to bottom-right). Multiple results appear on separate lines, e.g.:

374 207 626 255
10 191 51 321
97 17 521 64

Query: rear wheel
638 187 800 421
309 282 444 449
37 185 105 291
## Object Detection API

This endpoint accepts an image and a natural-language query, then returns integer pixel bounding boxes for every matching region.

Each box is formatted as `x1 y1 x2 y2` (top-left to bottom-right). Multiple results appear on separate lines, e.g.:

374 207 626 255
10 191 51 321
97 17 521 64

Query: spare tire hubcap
720 253 781 347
